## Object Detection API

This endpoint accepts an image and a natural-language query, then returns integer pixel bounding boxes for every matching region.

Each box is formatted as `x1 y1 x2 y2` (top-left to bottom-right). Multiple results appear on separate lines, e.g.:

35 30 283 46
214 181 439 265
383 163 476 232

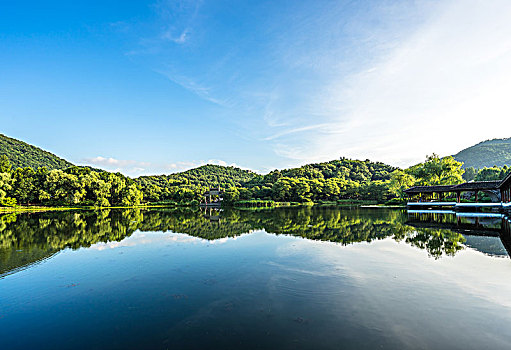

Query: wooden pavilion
404 172 511 211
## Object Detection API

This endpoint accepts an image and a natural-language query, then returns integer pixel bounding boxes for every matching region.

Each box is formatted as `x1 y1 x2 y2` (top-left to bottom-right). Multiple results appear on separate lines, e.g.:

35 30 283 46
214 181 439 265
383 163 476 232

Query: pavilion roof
404 185 455 194
454 181 500 191
405 170 511 194
404 181 500 194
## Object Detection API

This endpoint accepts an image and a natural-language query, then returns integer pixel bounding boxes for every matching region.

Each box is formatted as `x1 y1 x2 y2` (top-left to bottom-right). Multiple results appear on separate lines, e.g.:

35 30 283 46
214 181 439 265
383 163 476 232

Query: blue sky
1 0 511 175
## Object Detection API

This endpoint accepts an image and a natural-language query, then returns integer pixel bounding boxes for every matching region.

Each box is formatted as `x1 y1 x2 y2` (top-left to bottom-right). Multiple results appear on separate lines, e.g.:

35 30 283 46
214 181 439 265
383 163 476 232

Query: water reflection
2 208 511 350
406 210 511 257
1 207 511 277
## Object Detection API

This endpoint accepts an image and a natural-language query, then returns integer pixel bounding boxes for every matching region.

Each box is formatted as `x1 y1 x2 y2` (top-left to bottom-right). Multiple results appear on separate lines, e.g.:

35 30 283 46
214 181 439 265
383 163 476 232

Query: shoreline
0 201 407 215
0 204 183 214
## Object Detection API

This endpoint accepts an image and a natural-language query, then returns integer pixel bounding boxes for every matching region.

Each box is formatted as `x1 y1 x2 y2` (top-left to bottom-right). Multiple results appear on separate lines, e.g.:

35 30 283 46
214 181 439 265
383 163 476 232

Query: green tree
0 172 16 206
292 178 311 201
83 172 111 206
0 155 12 173
11 168 38 204
223 187 240 204
408 154 464 186
323 179 340 199
475 166 508 181
389 170 416 200
44 169 85 204
272 178 292 201
462 167 477 181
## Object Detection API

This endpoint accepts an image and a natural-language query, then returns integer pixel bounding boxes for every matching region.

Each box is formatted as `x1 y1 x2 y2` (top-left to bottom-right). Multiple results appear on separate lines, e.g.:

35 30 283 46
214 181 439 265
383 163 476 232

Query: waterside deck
405 171 511 213
407 202 504 211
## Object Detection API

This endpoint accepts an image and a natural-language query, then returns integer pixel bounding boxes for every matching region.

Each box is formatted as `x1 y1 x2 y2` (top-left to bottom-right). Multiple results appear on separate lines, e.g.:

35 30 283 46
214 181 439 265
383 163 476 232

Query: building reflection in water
407 210 511 258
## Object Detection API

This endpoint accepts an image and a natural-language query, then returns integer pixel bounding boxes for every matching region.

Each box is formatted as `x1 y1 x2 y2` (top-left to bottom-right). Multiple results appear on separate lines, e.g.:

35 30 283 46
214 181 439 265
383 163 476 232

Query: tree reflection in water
2 207 508 276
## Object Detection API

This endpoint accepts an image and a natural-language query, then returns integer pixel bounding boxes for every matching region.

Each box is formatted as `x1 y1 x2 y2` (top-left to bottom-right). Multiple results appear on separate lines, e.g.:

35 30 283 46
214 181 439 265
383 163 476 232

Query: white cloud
162 28 189 44
120 0 511 170
81 156 255 177
82 156 151 175
84 156 150 168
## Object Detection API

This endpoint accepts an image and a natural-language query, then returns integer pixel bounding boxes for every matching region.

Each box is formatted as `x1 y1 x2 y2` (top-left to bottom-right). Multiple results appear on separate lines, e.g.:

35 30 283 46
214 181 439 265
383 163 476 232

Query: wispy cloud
115 0 511 170
84 156 150 168
263 123 331 141
260 0 511 167
82 156 255 177
162 28 189 43
155 69 229 106
82 156 151 175
152 0 202 44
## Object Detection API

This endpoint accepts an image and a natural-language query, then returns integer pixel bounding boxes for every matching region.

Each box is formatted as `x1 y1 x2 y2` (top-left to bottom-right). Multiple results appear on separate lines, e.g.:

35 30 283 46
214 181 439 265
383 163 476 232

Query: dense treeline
2 151 510 208
2 132 511 207
462 165 510 182
137 164 256 188
135 164 255 204
133 158 403 205
222 155 468 204
0 133 73 170
0 155 143 207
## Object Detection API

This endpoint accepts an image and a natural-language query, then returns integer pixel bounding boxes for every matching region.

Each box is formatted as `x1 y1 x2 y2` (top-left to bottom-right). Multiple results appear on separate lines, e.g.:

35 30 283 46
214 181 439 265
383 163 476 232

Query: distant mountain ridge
0 133 73 170
453 138 511 169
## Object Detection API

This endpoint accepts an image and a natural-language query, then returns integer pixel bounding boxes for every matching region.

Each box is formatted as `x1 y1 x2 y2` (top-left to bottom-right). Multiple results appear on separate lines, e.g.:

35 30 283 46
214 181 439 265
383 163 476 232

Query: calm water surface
1 207 511 349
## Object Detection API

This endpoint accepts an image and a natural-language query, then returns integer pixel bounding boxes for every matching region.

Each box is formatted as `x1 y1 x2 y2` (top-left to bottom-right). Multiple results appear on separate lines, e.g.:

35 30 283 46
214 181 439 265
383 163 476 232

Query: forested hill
282 158 396 182
454 138 511 169
136 164 257 189
134 158 398 203
0 133 73 170
136 159 396 189
245 158 396 186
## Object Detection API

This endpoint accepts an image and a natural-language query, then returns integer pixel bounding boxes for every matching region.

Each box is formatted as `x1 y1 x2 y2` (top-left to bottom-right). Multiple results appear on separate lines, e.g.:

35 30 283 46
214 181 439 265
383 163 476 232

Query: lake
1 207 511 349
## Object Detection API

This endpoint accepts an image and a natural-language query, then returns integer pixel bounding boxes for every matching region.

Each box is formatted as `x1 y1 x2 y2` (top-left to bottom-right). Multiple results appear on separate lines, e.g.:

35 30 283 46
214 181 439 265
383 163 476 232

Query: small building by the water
201 187 224 207
404 172 511 212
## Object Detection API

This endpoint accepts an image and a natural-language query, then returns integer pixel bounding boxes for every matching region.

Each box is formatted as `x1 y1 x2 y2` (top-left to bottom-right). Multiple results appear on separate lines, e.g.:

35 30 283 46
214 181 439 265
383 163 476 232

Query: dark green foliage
135 165 257 203
2 133 496 207
462 165 510 182
133 158 398 205
2 166 144 207
406 154 464 186
241 158 397 203
260 158 396 184
474 166 510 181
137 165 256 189
0 134 73 170
454 137 511 169
0 155 12 173
463 167 478 181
